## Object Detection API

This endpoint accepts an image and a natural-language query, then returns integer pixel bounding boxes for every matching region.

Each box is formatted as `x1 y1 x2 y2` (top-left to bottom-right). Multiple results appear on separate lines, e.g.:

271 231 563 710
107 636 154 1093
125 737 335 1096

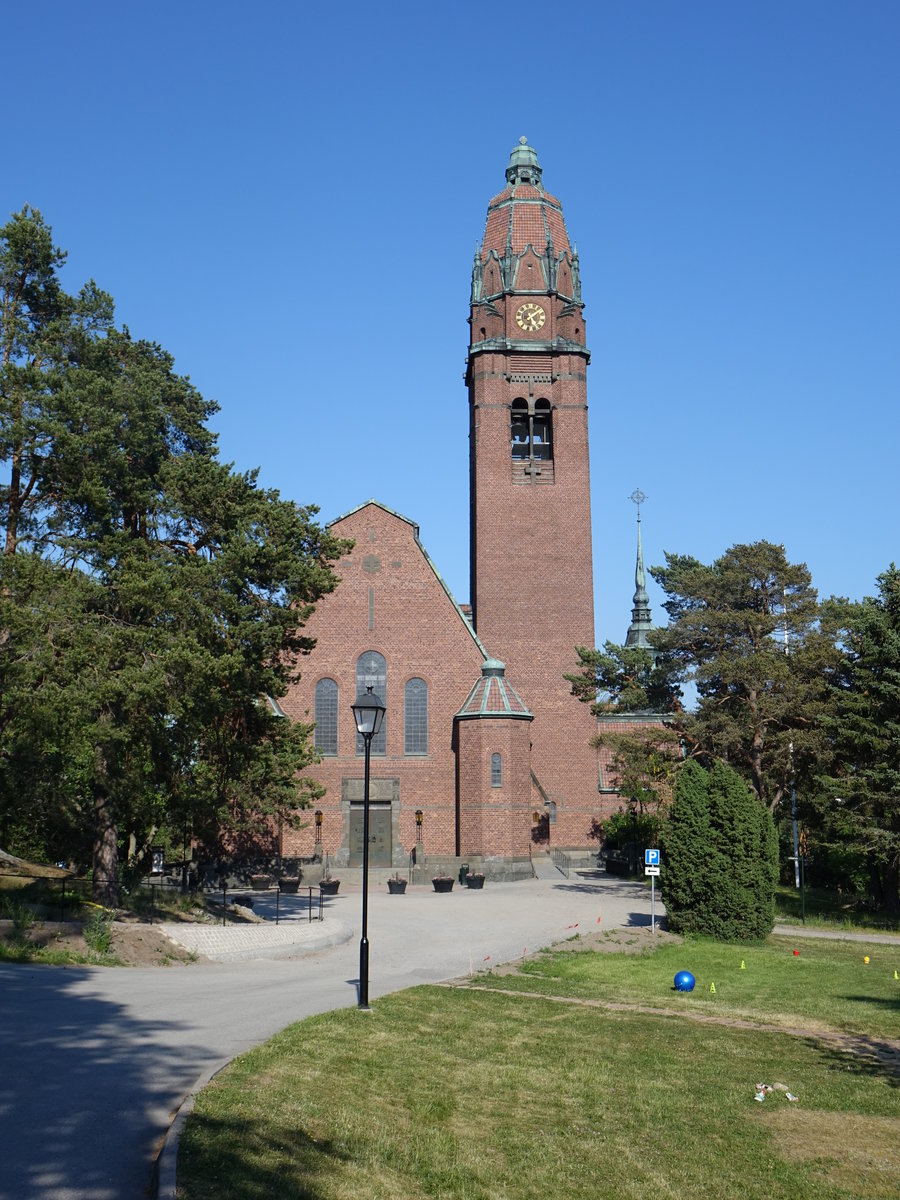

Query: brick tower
467 138 598 842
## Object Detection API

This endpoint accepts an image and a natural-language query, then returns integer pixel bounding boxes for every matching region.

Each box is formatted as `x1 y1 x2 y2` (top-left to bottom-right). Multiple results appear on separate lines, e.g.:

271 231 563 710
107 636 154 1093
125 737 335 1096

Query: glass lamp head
351 684 386 737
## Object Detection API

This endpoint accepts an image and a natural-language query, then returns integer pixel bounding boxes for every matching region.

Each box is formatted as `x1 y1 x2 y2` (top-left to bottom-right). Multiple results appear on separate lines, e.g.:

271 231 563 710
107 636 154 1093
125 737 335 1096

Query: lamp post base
358 936 369 1009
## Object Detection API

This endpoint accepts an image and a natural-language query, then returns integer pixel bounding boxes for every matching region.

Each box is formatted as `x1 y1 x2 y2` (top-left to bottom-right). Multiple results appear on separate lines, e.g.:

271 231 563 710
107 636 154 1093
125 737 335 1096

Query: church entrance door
349 803 392 867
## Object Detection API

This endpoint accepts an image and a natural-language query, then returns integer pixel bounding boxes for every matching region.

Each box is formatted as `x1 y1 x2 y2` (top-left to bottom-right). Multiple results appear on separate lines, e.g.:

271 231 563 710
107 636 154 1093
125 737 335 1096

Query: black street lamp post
350 684 386 1010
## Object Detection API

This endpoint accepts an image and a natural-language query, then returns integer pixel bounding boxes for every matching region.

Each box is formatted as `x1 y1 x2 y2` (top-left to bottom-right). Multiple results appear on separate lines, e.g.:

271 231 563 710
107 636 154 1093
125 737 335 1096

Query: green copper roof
456 659 533 721
506 136 543 190
625 491 654 651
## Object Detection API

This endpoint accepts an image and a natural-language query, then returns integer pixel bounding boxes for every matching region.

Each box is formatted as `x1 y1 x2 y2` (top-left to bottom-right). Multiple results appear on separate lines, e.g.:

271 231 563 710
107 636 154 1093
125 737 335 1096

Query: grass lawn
775 885 900 932
177 933 900 1200
472 932 900 1040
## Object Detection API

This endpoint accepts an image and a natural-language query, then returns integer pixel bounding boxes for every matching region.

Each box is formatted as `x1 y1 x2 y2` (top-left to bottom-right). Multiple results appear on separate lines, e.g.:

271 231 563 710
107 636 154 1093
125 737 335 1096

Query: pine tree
820 567 900 912
0 211 349 904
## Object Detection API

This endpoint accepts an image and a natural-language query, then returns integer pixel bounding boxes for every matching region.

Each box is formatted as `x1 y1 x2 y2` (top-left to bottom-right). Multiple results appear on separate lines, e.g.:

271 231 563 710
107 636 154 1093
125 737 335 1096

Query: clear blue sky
6 1 898 647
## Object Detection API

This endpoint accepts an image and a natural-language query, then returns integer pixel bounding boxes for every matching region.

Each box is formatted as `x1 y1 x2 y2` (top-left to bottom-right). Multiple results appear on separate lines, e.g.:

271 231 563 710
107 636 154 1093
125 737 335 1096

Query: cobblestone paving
160 919 352 961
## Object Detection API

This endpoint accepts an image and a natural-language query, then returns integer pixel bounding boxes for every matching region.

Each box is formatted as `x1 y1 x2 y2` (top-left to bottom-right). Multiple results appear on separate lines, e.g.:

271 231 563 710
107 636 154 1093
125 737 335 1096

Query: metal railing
216 884 324 925
550 848 571 878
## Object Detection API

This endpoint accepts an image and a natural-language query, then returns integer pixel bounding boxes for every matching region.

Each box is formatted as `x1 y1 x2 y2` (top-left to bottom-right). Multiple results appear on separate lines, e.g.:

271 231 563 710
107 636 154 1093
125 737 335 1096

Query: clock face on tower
515 302 546 332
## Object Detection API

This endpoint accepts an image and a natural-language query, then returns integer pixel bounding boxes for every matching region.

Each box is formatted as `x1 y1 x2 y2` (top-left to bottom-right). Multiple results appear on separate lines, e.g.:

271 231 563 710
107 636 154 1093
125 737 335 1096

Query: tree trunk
882 858 900 915
92 776 119 908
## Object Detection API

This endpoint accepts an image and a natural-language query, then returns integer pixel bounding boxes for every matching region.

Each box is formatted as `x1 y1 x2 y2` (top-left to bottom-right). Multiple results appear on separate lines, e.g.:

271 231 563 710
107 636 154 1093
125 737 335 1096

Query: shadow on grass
807 1034 900 1090
841 993 900 1008
179 1111 353 1200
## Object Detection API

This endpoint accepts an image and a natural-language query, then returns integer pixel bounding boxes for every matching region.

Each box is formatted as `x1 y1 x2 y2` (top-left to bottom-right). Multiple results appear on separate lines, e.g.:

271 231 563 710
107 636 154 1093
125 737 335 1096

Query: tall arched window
404 678 428 755
356 651 386 756
314 678 338 756
491 753 502 787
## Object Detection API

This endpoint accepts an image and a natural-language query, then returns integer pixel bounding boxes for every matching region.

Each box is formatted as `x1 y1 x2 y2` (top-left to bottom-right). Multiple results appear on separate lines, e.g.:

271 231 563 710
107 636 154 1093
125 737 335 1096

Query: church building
281 139 612 876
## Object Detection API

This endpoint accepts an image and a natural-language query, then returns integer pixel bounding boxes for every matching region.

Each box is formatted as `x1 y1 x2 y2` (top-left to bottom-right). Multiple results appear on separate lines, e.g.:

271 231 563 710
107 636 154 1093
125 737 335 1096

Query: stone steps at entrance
530 850 566 881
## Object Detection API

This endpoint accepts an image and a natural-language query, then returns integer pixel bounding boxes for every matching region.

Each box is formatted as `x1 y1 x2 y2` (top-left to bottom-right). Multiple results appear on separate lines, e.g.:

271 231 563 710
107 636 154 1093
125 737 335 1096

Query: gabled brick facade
280 502 488 863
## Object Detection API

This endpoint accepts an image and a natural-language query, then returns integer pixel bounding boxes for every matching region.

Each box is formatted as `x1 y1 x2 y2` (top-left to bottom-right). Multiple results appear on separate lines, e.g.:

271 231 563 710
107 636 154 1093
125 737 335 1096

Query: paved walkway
773 923 900 945
0 873 656 1200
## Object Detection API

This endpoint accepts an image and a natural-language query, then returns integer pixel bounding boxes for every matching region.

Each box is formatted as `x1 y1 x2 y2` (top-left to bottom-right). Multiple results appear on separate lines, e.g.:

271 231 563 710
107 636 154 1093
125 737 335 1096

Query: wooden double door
349 803 392 867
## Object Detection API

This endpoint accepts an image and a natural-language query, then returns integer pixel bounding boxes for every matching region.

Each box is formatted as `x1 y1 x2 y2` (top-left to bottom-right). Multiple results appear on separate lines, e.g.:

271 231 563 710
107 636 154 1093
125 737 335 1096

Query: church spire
625 488 653 650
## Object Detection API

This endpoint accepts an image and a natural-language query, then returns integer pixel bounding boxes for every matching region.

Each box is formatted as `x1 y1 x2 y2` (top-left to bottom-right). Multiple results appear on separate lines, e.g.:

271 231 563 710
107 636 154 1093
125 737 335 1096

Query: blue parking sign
645 848 660 866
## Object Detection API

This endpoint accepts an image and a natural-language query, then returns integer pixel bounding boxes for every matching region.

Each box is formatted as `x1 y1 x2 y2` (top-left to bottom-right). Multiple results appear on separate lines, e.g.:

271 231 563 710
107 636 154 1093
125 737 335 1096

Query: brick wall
280 502 485 862
457 714 533 857
468 287 600 850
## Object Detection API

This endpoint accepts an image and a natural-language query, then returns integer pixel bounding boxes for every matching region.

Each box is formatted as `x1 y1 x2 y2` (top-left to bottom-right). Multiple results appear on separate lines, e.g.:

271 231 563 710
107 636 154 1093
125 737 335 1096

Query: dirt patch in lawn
763 1109 900 1199
1 915 208 966
488 925 681 976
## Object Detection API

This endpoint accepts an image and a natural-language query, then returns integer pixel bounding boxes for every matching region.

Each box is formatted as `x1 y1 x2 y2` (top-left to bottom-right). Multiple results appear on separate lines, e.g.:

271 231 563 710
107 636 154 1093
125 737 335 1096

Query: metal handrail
550 848 571 878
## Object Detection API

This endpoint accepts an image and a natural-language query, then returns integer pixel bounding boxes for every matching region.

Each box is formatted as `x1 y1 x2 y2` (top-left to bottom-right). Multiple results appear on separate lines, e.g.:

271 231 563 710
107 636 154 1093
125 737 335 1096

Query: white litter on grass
754 1082 799 1104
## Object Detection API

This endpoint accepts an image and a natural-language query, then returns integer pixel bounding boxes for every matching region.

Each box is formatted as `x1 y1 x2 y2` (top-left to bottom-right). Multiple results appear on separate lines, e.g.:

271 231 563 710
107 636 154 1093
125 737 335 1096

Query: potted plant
279 876 300 893
387 873 407 895
319 871 340 896
432 876 454 893
250 873 271 890
465 872 485 889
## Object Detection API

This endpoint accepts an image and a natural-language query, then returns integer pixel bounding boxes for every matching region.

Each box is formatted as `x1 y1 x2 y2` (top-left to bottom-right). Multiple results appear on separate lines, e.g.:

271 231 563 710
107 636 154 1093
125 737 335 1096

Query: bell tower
466 138 598 837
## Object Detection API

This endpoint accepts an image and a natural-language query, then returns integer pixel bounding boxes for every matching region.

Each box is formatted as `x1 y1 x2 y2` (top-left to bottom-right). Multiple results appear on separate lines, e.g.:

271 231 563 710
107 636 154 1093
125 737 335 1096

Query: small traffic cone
740 960 746 970
793 949 800 956
894 970 898 981
864 956 870 965
709 981 716 994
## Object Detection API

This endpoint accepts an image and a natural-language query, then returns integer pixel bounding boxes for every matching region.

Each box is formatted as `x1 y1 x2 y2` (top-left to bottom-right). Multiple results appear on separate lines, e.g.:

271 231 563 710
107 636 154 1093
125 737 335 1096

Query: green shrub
2 896 36 940
661 760 777 940
83 908 114 954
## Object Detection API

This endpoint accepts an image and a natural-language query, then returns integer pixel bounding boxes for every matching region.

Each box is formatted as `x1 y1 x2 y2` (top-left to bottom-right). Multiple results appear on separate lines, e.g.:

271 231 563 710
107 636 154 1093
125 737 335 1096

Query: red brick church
281 139 615 876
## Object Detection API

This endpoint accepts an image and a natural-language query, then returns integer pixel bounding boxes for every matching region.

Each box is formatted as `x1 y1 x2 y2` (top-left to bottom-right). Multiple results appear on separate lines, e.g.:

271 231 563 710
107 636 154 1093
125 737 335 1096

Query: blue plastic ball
674 970 696 992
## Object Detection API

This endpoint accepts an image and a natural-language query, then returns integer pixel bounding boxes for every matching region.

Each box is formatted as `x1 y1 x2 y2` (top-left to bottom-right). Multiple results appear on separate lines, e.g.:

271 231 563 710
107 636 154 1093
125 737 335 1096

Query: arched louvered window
314 678 338 756
532 399 553 461
491 753 502 787
510 398 553 462
356 651 386 756
511 399 529 460
404 678 428 755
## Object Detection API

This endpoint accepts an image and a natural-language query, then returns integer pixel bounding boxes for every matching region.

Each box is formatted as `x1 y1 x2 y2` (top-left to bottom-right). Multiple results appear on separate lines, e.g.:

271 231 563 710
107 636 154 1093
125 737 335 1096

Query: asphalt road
0 873 658 1200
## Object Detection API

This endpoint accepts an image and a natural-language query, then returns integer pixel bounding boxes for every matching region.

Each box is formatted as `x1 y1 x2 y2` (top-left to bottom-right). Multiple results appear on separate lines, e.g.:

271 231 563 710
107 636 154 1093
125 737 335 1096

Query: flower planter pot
387 878 407 895
432 877 454 893
250 875 271 890
279 878 300 894
319 878 340 895
465 874 485 889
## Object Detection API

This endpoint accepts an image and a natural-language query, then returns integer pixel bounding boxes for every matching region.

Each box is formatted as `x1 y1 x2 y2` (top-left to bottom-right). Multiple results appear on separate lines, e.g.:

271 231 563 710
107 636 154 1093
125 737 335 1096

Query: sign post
645 849 660 934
